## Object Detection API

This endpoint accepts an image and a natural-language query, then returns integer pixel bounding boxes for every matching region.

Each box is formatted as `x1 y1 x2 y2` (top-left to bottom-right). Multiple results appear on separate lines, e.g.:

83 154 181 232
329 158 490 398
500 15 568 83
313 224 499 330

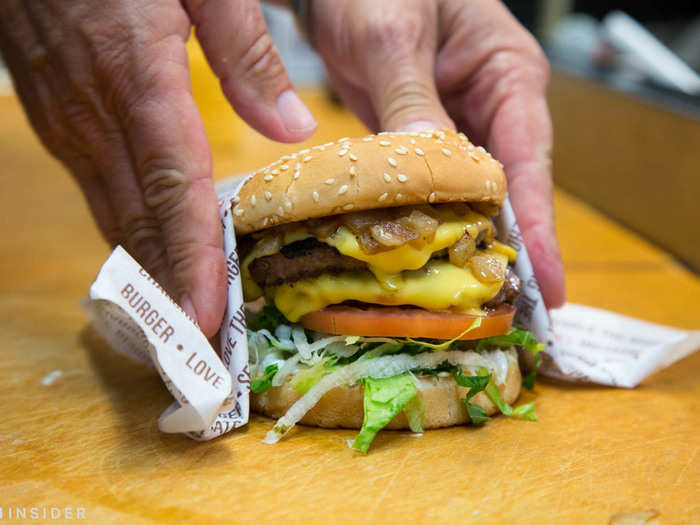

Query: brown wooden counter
1 46 698 523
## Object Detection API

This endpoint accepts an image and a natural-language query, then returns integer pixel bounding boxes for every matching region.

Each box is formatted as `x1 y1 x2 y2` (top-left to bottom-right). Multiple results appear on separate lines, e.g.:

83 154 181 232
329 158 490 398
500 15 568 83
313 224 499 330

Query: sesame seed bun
251 358 521 430
233 129 506 235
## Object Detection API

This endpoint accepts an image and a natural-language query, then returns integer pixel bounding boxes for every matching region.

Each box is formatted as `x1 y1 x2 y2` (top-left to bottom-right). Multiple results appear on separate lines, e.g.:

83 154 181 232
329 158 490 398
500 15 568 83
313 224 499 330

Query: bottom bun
251 358 522 430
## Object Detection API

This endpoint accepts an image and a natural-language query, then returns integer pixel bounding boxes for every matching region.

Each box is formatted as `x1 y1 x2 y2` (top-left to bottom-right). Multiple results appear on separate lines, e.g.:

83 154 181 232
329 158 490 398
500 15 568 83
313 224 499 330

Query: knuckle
139 160 189 219
363 15 423 54
237 31 286 84
380 77 435 123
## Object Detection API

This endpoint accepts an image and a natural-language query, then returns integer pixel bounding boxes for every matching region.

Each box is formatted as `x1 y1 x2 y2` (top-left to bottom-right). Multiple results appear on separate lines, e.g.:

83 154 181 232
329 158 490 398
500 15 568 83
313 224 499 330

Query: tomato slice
299 304 515 340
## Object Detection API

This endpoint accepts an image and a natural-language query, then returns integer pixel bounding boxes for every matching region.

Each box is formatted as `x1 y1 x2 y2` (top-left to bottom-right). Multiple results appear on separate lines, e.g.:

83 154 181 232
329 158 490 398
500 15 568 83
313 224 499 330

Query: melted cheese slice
272 252 508 322
324 208 493 276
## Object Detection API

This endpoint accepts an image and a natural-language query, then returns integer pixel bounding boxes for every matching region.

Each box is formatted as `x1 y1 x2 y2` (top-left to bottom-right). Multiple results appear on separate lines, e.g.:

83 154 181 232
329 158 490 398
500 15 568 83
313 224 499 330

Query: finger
119 37 226 338
324 64 379 132
356 9 454 132
486 89 565 309
185 0 316 142
436 0 565 308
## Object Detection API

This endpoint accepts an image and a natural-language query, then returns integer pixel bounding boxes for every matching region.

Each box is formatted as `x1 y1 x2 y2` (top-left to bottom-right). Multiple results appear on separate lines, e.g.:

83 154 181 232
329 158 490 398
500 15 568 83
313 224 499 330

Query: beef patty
248 238 367 287
247 237 520 306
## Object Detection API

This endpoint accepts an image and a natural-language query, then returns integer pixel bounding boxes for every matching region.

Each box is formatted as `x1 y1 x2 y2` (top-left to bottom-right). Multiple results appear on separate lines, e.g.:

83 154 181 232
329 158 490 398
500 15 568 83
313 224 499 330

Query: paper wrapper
83 176 700 440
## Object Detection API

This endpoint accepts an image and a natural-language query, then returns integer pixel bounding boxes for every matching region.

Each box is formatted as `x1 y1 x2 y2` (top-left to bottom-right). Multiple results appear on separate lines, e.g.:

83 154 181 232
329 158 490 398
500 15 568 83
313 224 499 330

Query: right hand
0 0 317 336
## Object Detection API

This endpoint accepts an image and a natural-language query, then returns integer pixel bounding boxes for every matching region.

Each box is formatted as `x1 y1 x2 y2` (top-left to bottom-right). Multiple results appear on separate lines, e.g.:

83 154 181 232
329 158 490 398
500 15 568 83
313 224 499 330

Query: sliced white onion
263 348 517 444
291 326 311 359
271 353 302 387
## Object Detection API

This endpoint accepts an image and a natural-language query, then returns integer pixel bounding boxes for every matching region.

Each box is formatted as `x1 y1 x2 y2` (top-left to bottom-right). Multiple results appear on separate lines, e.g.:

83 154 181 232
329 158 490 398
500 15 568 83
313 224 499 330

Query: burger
232 129 543 452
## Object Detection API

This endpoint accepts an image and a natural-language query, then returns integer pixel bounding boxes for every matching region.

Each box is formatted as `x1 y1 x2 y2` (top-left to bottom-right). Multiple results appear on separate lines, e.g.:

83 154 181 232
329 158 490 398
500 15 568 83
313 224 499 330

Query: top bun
233 129 506 235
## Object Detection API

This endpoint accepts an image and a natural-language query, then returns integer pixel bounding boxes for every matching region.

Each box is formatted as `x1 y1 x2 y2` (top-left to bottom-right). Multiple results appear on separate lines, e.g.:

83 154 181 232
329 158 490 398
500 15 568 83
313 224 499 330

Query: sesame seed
415 148 425 156
264 191 272 201
250 195 257 207
284 200 292 209
271 169 279 175
395 193 403 200
264 174 274 182
388 157 398 168
492 182 498 191
293 171 300 180
477 146 487 154
409 138 416 144
349 153 358 161
378 192 388 202
397 174 408 183
469 152 480 162
378 131 389 136
262 217 269 226
338 148 348 157
312 191 319 202
281 155 291 161
234 207 244 216
420 132 432 138
395 147 408 155
325 178 335 185
362 137 374 142
338 137 350 143
409 132 419 137
442 148 452 157
349 166 357 177
280 164 289 171
313 145 325 151
232 196 240 204
343 203 354 211
299 148 310 155
428 192 436 203
485 180 491 190
383 173 392 183
277 206 284 215
303 155 313 163
324 142 334 147
338 184 348 195
379 140 391 147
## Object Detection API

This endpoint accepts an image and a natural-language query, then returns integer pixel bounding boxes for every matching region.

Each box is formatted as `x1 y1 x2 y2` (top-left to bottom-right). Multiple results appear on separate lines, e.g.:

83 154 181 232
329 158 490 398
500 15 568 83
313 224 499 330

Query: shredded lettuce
483 368 537 421
248 305 288 331
476 327 544 356
291 355 339 394
352 375 417 454
250 364 278 393
522 352 543 390
403 391 425 433
464 402 490 425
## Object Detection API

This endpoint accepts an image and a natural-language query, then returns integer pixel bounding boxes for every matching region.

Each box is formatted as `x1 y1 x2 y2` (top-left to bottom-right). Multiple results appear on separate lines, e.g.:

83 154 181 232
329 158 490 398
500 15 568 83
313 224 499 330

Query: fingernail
180 293 199 326
396 120 452 133
277 89 317 134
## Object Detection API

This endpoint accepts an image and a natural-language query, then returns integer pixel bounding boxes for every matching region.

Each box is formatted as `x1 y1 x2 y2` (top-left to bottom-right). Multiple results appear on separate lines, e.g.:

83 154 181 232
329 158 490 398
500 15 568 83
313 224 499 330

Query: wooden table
1 46 699 523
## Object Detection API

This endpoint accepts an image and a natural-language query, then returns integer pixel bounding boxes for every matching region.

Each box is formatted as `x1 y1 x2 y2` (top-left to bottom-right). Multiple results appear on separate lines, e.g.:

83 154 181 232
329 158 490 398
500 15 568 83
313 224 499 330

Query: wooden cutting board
1 49 698 523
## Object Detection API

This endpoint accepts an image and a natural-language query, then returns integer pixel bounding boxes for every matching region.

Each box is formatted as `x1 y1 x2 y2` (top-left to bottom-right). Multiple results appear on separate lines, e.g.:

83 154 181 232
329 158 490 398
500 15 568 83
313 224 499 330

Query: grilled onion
469 254 504 283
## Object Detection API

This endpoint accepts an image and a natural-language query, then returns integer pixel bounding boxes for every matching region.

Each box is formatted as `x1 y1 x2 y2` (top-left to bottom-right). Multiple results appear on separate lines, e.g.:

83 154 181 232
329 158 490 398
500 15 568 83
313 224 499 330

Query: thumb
186 0 317 142
360 19 454 133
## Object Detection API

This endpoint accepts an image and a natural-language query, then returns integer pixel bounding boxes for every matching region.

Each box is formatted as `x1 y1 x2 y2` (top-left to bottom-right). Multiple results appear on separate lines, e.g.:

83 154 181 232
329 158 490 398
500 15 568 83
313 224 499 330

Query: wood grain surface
0 43 698 524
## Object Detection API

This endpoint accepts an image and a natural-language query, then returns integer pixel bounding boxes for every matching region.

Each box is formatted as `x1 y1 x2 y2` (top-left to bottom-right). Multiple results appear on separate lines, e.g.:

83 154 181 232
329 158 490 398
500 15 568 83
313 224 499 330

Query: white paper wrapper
84 177 700 441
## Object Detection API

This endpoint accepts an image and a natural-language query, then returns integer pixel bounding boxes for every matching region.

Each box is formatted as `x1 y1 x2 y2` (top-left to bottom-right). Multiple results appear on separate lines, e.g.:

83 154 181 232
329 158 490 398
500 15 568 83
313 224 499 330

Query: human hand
308 0 565 307
0 0 317 336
